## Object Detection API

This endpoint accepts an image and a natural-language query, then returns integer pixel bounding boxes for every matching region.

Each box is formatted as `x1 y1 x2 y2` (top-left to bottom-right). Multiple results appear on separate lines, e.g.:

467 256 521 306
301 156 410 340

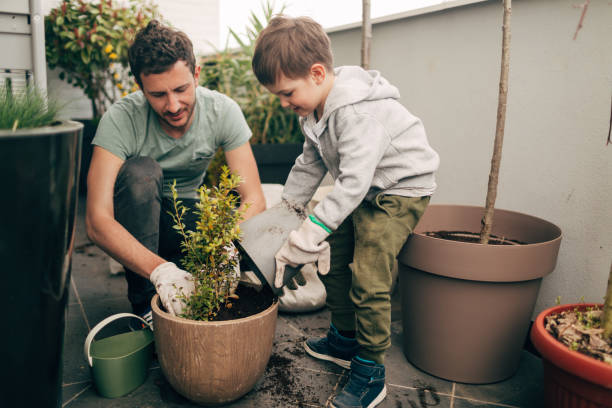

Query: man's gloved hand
150 262 195 316
274 215 331 288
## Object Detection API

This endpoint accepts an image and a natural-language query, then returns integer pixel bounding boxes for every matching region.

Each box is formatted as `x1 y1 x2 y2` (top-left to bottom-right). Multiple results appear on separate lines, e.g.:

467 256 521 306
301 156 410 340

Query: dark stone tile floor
62 196 545 407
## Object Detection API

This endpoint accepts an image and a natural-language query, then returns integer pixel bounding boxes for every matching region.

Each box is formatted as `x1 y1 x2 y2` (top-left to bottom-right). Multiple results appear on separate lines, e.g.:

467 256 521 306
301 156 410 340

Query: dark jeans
114 157 198 314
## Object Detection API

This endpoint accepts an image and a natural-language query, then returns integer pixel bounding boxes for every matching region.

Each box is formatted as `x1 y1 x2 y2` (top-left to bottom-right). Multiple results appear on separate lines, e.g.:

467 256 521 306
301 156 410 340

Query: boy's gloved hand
274 215 331 288
150 262 195 316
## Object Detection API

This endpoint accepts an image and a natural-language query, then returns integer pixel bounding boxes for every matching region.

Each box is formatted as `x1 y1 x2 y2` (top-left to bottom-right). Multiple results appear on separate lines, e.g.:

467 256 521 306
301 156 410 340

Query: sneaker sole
328 385 387 408
303 340 352 369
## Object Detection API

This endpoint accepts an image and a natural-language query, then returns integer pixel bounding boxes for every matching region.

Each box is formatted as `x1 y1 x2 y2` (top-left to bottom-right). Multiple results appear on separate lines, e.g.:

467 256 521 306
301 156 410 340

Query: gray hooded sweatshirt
282 66 440 231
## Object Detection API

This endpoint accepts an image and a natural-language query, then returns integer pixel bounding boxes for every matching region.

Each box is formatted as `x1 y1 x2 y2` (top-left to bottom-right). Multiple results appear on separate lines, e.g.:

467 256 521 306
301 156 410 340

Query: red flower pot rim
531 303 612 389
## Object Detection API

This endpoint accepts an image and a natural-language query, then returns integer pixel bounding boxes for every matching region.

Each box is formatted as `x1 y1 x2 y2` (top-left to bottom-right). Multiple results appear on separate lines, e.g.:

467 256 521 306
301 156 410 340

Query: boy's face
139 60 200 137
265 64 328 118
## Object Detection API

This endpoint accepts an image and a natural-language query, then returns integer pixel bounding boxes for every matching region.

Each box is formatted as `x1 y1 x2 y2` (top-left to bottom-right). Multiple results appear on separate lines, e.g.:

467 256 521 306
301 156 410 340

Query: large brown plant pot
398 204 562 384
151 294 278 405
531 303 612 408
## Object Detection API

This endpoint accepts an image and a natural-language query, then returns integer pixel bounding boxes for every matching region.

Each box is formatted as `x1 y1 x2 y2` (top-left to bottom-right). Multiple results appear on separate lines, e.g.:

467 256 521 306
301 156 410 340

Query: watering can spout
236 200 306 294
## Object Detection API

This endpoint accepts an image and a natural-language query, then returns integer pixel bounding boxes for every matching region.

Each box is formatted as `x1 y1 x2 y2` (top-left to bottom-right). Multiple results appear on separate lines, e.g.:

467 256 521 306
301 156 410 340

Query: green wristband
309 214 332 233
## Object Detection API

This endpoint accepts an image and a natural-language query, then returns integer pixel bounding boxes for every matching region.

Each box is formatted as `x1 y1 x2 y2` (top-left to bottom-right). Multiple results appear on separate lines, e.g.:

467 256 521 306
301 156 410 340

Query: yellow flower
113 72 120 80
121 91 128 97
131 84 139 92
104 44 113 53
117 83 124 90
109 52 118 60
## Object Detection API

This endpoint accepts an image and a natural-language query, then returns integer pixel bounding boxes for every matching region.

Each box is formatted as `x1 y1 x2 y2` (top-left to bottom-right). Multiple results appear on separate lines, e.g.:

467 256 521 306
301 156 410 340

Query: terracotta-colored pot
151 295 278 406
398 204 562 383
531 303 612 408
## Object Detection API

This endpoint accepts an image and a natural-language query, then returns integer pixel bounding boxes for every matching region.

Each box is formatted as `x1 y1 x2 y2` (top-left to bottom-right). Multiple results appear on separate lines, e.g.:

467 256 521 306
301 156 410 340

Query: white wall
328 0 612 316
43 0 219 119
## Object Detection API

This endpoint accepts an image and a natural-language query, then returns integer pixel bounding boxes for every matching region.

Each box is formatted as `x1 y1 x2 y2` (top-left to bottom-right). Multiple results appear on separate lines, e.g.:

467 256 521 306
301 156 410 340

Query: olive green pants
322 194 430 364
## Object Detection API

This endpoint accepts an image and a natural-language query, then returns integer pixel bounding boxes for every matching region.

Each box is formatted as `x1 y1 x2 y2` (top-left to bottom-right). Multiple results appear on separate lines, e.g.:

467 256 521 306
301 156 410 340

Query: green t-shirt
93 87 251 198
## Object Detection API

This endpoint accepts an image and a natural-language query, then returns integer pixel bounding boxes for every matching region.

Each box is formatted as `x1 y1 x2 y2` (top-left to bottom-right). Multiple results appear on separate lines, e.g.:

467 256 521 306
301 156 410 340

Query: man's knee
115 157 163 201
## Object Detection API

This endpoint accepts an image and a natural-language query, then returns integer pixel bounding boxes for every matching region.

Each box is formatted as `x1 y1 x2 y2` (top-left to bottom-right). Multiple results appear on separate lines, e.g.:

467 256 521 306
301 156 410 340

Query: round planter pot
531 303 612 408
151 294 278 406
0 120 83 406
398 204 562 384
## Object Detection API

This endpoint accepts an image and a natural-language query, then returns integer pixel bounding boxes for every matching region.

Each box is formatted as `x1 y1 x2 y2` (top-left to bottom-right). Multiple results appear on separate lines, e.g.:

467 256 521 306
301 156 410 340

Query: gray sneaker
303 324 359 369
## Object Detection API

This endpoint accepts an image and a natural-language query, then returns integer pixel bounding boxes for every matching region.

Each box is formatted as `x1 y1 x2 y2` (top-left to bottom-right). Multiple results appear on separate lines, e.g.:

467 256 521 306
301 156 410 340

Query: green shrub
169 166 247 321
0 84 60 130
45 0 161 119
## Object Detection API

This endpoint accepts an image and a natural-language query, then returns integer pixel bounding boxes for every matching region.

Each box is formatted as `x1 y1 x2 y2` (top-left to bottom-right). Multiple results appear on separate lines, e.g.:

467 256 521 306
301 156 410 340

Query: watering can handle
84 313 152 367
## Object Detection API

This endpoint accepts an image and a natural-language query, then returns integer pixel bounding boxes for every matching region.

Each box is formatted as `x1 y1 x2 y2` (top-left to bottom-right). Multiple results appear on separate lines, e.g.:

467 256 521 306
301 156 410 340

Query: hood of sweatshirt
302 65 401 138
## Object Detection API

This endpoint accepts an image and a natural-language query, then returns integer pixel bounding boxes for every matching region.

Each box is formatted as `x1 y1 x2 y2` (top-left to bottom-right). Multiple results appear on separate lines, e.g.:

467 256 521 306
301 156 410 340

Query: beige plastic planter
398 204 562 384
151 295 278 405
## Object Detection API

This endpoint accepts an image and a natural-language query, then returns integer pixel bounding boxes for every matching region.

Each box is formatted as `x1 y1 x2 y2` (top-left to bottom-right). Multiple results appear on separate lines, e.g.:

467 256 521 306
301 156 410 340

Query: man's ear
310 63 327 85
193 65 201 82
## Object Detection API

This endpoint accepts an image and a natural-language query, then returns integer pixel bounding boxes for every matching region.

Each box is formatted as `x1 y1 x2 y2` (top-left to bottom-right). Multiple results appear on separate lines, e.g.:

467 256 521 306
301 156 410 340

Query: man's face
139 60 200 136
265 71 324 118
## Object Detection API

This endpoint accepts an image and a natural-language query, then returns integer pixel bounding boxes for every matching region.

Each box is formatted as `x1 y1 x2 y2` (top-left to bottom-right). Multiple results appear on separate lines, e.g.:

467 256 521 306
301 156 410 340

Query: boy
252 16 439 408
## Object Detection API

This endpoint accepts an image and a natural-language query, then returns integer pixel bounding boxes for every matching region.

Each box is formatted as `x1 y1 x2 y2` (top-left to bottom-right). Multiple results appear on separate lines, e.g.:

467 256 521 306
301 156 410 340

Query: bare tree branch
573 0 590 40
480 0 512 244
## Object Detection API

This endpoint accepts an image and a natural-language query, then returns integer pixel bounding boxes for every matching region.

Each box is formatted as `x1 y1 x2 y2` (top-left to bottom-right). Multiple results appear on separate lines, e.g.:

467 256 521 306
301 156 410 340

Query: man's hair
252 15 333 85
128 20 196 85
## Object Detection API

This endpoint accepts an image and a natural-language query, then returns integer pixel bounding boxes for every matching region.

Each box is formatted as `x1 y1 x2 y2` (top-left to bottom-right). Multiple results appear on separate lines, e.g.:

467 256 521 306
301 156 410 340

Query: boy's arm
311 113 390 231
224 142 266 220
282 139 327 207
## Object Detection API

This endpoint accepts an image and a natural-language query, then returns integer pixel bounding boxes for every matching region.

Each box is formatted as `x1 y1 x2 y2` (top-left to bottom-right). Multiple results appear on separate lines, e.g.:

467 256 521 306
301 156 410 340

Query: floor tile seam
279 316 310 336
294 364 347 377
62 379 91 387
71 278 91 330
450 394 521 408
62 383 91 408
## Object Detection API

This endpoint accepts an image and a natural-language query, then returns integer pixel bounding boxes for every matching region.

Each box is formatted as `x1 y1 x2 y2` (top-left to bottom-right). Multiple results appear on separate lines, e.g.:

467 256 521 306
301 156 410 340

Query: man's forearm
86 215 166 278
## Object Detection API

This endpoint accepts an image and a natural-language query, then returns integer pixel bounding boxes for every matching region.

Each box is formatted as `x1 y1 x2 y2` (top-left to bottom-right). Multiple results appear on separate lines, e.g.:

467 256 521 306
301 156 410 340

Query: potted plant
530 263 612 407
44 0 161 191
200 1 303 186
151 166 278 406
396 0 563 384
0 84 83 406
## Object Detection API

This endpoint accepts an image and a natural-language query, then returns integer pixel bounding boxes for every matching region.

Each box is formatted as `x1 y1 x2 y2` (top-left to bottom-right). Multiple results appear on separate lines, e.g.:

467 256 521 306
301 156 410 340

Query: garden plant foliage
199 1 302 146
0 85 59 130
45 0 161 119
169 167 247 321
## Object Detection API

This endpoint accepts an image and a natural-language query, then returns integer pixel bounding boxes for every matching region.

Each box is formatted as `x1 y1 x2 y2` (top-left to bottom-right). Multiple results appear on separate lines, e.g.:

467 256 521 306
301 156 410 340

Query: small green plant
0 84 60 130
169 166 247 321
45 0 161 119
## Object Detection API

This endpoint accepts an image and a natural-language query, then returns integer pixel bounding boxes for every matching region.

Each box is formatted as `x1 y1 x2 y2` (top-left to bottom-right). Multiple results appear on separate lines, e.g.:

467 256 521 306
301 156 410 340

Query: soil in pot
544 305 612 365
425 230 524 245
213 283 275 321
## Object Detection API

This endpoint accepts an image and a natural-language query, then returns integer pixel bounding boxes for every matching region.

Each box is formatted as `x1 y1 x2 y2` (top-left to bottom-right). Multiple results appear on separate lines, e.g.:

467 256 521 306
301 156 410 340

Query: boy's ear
310 63 327 85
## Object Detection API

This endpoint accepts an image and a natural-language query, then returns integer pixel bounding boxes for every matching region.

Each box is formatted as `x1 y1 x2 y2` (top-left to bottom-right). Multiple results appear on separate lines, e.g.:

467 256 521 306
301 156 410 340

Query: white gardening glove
150 262 195 316
274 215 331 288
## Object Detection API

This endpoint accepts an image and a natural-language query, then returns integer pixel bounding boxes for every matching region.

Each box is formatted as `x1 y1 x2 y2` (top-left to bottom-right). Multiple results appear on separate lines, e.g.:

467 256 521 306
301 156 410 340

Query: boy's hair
128 20 196 86
252 15 333 85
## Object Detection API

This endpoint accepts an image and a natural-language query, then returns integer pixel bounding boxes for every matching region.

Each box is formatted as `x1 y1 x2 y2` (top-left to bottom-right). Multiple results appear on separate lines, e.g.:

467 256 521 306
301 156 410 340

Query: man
86 20 266 324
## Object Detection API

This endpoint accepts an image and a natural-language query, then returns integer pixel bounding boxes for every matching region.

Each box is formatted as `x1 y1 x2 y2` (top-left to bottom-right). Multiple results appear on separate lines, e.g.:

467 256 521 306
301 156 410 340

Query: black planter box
251 143 302 185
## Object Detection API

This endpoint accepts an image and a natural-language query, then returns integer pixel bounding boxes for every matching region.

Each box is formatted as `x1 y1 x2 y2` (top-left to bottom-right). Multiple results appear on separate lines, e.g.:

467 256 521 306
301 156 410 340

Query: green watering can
84 313 154 398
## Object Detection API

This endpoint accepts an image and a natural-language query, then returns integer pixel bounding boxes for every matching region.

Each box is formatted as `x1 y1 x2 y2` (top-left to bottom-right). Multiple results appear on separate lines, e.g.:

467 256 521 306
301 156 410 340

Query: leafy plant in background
201 1 302 145
168 167 247 321
45 0 161 119
0 84 60 130
200 1 302 185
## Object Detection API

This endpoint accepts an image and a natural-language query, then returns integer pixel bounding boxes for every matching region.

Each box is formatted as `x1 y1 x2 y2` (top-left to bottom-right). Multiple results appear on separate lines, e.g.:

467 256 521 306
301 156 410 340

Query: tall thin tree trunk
361 0 371 69
603 261 612 340
480 0 512 244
